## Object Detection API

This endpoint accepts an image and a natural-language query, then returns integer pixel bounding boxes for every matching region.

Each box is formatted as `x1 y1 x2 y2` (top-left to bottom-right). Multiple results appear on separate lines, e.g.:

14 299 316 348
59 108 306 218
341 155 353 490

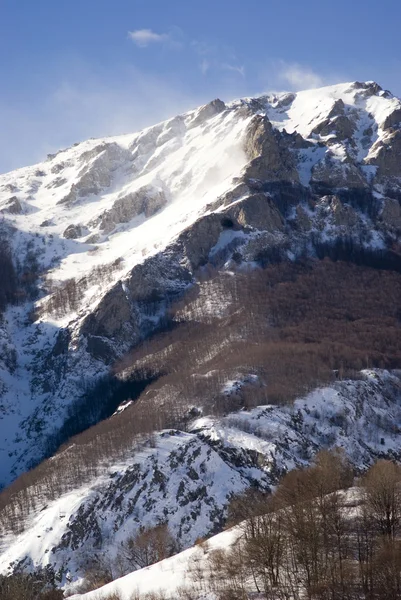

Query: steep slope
1 81 401 486
0 80 401 588
1 370 400 587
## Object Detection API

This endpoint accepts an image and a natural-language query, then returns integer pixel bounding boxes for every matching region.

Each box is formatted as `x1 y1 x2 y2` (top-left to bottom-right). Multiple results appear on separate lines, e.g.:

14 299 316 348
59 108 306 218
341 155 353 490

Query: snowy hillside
1 80 401 486
1 370 400 587
0 80 401 590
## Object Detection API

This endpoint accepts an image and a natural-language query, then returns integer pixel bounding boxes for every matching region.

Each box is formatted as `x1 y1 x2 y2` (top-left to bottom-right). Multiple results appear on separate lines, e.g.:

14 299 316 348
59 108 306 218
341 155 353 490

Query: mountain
0 81 401 590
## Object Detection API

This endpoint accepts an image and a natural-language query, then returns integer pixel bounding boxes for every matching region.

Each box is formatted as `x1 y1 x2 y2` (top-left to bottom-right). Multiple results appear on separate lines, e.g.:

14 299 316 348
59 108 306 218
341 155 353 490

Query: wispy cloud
279 62 325 90
128 28 170 48
200 59 210 75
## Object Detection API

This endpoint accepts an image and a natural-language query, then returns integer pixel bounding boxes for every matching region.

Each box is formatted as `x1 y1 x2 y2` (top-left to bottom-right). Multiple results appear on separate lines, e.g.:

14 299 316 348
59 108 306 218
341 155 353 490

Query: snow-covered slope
70 525 240 600
1 81 401 587
1 81 401 486
1 370 400 587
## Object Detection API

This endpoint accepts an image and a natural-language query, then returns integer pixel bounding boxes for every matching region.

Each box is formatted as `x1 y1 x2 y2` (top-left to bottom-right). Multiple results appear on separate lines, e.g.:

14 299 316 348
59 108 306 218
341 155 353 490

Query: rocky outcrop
81 282 137 344
328 195 360 227
311 154 367 191
97 185 168 233
228 193 285 232
366 130 401 183
58 143 132 205
243 115 299 183
382 108 401 130
63 224 87 239
4 196 23 214
312 115 356 142
381 197 401 231
189 98 226 128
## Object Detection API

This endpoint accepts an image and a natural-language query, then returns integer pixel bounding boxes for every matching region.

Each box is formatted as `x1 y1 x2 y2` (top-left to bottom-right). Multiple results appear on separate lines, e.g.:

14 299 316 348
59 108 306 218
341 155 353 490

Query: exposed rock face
312 154 367 191
2 80 401 587
244 115 299 182
81 282 137 344
228 193 285 232
313 115 356 142
4 196 23 214
382 108 401 130
63 224 87 239
98 185 168 233
381 197 401 231
328 195 360 227
366 129 401 182
189 98 226 128
59 142 132 205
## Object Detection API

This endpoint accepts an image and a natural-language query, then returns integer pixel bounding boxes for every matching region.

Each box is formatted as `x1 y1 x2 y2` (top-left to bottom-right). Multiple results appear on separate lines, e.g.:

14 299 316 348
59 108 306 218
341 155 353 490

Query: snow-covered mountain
1 80 401 589
1 80 401 485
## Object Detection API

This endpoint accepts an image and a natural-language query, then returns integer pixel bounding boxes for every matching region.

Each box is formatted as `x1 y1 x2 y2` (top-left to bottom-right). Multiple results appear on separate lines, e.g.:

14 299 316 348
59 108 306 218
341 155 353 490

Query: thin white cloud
279 62 324 90
200 59 210 75
128 28 170 48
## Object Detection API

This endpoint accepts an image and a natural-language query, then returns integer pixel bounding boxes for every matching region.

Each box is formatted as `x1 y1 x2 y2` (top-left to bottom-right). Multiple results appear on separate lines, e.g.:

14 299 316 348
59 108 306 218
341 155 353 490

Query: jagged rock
271 92 296 110
327 98 346 118
4 196 23 214
228 193 285 232
311 154 367 191
382 108 401 130
40 219 53 227
366 130 401 181
85 233 100 244
52 329 71 357
98 185 168 233
381 197 401 231
127 254 192 304
312 115 356 141
189 99 226 128
352 81 383 96
294 205 312 231
45 176 67 189
51 162 67 174
58 142 132 205
175 213 225 269
81 282 137 342
86 335 116 364
281 129 314 149
208 182 251 212
244 115 299 182
63 224 86 239
2 183 17 193
329 196 360 227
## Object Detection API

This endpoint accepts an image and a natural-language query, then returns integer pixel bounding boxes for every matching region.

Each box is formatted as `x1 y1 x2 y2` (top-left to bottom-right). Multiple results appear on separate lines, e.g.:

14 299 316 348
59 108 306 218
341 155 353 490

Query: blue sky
1 0 400 173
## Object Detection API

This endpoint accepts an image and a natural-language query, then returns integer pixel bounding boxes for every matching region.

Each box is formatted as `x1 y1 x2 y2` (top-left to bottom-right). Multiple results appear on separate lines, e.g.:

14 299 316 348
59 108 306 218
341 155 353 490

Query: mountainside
1 80 401 590
1 370 401 590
